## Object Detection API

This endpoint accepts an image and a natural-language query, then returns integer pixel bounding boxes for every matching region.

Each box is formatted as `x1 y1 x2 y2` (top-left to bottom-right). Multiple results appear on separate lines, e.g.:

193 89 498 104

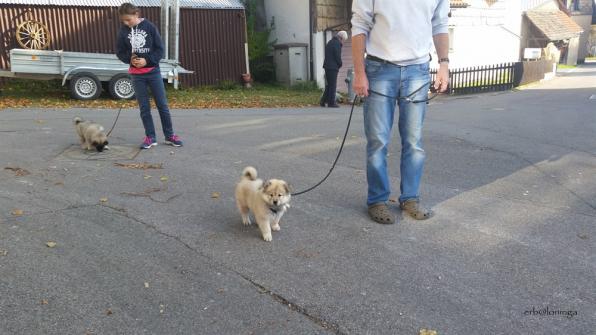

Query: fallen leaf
114 162 163 170
40 299 49 305
419 329 438 335
216 288 225 293
99 197 108 203
11 209 24 216
46 241 57 248
35 119 46 124
143 175 152 180
160 176 169 182
169 151 175 155
106 308 113 316
577 233 589 240
159 304 165 314
4 167 30 176
144 282 149 288
0 249 7 256
211 192 220 199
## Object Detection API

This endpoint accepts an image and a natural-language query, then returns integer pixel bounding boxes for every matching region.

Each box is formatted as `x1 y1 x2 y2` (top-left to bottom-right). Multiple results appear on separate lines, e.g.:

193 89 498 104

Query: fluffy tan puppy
235 167 291 242
73 117 109 152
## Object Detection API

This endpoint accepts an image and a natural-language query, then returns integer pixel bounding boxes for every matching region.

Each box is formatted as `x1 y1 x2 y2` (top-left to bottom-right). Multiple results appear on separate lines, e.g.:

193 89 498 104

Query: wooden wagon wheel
16 20 51 50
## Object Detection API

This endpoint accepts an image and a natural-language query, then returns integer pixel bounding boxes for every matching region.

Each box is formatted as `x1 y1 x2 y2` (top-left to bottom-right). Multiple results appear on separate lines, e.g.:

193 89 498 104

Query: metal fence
429 60 558 95
431 62 517 95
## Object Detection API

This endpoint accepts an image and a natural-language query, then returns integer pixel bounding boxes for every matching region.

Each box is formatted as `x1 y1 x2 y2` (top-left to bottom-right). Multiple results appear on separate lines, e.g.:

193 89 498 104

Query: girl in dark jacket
116 2 183 149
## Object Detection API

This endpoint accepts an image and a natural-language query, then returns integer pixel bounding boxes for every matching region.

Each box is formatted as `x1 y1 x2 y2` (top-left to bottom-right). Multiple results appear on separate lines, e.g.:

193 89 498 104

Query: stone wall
316 0 350 31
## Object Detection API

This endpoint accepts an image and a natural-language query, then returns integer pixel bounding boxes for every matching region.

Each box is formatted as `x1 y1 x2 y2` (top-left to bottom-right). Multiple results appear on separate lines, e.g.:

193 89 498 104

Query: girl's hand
133 58 147 68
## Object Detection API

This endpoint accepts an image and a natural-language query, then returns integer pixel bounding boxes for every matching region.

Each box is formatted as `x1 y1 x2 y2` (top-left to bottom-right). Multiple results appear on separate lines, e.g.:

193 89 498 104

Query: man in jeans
351 0 450 224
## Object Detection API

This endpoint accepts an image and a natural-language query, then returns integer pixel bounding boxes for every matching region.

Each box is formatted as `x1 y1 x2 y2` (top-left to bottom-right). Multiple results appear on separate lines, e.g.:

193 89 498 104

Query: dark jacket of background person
323 37 343 70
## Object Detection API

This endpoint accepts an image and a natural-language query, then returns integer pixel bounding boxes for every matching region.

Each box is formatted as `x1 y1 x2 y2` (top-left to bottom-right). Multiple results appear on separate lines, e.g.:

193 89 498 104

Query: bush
250 57 275 83
214 80 240 90
244 0 276 83
289 81 320 91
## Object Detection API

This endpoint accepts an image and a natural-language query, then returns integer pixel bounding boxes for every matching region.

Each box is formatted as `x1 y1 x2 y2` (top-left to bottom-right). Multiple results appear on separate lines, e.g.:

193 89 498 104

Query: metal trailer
0 48 192 100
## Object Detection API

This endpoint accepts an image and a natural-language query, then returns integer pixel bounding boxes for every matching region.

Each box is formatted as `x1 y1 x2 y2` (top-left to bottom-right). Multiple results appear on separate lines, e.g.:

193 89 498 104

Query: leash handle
368 80 437 104
291 95 358 196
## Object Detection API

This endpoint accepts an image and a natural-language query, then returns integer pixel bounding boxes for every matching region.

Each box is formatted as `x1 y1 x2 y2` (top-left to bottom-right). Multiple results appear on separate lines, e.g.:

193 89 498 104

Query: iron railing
431 62 517 95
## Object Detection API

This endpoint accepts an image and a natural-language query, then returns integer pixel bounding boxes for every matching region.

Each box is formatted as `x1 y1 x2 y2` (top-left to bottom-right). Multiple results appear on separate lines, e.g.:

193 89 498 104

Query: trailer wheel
109 74 135 100
70 73 102 100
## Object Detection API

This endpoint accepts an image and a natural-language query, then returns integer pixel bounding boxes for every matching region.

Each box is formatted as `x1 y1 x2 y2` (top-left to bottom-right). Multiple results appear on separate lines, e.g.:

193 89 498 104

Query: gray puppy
73 117 109 152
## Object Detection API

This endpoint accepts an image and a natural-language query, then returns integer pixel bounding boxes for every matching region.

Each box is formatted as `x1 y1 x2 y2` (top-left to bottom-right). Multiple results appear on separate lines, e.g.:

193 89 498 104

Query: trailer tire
109 74 135 100
70 73 102 100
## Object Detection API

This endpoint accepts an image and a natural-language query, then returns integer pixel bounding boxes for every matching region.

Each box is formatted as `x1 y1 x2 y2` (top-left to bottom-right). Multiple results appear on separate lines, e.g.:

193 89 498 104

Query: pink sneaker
140 136 157 149
165 134 183 147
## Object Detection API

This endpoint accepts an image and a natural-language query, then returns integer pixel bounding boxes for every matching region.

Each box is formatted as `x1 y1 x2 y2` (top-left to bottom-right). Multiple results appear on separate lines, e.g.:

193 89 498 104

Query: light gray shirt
351 0 449 65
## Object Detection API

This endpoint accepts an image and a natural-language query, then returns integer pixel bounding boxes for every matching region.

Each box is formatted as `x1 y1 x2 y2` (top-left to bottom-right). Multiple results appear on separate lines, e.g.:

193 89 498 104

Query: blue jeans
364 59 430 206
132 68 174 140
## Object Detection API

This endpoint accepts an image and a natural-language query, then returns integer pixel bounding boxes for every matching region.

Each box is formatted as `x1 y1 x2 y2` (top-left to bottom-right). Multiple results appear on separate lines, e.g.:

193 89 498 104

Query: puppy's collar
269 206 279 214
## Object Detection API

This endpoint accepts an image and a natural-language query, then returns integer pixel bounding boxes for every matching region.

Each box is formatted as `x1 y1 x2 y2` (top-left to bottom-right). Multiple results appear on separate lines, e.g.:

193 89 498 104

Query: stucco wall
443 0 522 67
568 0 594 62
571 15 593 61
264 0 310 45
590 25 596 56
313 31 326 87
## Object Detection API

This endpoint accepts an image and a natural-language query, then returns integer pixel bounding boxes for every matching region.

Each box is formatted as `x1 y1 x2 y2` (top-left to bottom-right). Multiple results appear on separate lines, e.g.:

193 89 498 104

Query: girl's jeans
132 68 174 140
363 58 430 206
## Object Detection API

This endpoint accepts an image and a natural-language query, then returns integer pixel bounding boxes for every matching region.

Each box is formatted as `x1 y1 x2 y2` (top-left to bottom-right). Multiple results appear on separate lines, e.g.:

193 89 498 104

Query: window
566 0 581 11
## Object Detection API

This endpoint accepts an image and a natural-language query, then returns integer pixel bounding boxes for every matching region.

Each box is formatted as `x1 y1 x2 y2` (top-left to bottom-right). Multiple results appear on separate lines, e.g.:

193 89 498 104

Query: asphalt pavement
1 64 595 334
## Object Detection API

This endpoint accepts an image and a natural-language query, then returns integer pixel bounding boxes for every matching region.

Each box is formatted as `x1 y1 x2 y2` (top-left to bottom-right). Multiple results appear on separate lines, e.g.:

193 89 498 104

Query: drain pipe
309 0 315 81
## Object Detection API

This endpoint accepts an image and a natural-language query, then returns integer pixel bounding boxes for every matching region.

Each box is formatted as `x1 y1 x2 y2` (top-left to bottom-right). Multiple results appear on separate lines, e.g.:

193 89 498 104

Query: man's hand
434 63 449 93
132 57 147 68
432 32 450 93
354 71 369 97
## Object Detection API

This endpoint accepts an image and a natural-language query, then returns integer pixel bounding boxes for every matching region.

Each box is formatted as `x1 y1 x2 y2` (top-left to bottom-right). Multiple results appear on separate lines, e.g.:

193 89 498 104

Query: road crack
98 205 345 334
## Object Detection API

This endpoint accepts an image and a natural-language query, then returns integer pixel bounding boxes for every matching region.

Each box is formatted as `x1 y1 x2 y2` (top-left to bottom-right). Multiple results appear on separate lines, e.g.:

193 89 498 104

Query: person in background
116 2 183 149
320 31 348 108
351 0 450 224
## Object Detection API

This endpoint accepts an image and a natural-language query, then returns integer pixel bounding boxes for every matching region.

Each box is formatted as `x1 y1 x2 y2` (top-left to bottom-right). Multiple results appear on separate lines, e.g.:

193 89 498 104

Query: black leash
291 95 358 196
106 106 124 137
291 80 436 197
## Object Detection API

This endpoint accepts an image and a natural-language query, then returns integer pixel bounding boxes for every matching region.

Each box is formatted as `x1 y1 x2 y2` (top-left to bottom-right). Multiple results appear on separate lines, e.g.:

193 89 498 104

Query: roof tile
526 10 583 41
450 0 469 8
